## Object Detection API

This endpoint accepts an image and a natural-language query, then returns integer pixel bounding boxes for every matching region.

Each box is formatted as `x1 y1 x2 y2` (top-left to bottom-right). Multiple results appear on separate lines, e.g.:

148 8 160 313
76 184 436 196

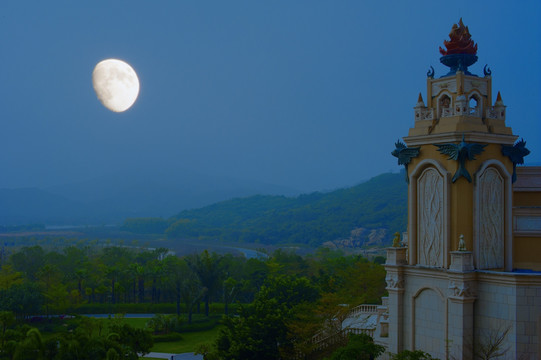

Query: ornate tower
384 19 540 360
403 18 517 271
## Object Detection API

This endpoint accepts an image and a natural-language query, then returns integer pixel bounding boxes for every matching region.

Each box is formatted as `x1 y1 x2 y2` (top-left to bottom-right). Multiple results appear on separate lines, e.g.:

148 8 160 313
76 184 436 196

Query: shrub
153 332 183 343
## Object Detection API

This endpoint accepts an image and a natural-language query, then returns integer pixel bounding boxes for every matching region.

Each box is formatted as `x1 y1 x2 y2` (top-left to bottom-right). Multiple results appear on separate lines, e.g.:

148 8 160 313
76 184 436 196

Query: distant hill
148 172 408 248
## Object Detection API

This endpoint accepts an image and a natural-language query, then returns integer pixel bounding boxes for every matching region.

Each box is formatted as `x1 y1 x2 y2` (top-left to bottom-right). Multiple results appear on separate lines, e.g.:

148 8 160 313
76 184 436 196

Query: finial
439 19 478 56
495 91 504 106
458 234 467 251
439 19 478 76
392 232 401 247
416 93 425 107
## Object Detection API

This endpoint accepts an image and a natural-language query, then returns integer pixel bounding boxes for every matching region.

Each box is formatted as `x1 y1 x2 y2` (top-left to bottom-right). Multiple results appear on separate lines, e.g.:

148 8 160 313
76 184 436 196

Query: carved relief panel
417 167 445 267
477 167 505 269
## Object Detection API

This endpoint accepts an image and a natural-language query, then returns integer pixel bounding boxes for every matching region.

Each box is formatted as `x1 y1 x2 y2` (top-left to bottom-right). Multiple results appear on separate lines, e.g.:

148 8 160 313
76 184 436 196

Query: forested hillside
123 172 407 248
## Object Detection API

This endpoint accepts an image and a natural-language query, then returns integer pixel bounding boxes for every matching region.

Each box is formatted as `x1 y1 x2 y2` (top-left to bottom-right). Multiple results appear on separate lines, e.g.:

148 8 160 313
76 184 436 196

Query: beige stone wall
384 259 541 359
474 272 541 359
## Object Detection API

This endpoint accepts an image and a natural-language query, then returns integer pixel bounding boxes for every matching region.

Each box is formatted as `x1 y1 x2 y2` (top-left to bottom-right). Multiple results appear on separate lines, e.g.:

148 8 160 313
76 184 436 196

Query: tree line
0 243 390 359
0 244 386 321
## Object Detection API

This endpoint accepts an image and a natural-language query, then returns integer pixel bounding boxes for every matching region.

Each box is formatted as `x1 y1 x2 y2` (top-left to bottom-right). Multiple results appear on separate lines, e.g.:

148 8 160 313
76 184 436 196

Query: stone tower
382 19 541 359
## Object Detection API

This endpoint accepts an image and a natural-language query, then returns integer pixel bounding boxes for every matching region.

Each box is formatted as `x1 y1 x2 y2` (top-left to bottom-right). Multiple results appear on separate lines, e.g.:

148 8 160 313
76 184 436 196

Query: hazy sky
1 1 540 192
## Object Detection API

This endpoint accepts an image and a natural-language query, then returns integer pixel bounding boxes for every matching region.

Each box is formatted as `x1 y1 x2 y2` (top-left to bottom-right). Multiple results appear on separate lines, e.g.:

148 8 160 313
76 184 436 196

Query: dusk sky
1 1 540 194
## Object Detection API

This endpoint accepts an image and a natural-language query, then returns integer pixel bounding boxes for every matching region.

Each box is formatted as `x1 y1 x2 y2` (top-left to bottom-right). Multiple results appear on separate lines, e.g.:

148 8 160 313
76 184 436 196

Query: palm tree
13 328 45 360
186 250 223 317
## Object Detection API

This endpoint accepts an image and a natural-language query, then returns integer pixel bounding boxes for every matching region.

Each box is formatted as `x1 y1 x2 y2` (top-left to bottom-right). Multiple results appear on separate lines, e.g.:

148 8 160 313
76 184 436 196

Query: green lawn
151 326 223 353
91 315 222 354
121 317 150 329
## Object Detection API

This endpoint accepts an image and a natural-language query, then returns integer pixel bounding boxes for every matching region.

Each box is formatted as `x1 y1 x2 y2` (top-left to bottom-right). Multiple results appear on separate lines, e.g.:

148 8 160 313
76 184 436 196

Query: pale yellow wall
407 142 513 258
514 192 541 207
513 237 541 271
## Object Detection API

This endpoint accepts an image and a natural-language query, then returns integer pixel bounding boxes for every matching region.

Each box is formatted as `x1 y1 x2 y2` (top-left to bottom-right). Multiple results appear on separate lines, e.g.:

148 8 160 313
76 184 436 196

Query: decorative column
447 245 476 360
385 246 407 353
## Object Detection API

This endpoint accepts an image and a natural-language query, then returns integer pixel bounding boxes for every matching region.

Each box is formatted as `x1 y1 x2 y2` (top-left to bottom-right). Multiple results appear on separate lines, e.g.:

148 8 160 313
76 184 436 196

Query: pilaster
447 251 477 360
385 247 407 353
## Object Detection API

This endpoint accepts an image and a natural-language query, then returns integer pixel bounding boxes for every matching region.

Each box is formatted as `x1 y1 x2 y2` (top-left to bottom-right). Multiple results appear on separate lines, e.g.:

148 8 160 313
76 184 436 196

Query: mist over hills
0 171 300 226
0 171 407 249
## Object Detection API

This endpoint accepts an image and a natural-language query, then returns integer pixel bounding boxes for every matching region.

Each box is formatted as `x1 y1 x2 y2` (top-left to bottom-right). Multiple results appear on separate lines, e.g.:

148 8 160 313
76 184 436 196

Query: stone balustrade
486 106 505 120
348 304 378 316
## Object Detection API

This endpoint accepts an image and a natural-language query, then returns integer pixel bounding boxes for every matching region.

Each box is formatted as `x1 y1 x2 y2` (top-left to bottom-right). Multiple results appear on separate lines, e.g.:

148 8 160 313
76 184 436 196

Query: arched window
438 94 452 117
469 94 481 116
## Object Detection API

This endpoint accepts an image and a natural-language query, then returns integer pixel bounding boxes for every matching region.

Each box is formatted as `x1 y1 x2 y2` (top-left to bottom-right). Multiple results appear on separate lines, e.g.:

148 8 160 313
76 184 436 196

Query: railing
486 107 505 120
438 106 483 118
348 304 378 316
312 328 376 351
307 303 381 357
441 107 453 117
414 108 434 121
468 106 481 117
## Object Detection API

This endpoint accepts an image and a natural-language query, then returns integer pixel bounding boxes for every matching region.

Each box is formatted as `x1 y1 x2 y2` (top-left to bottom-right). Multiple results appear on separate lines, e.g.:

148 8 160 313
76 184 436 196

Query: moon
92 59 140 112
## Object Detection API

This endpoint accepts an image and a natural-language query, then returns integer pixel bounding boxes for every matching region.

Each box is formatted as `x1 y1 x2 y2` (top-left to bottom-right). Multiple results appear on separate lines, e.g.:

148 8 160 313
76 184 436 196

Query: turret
395 19 523 270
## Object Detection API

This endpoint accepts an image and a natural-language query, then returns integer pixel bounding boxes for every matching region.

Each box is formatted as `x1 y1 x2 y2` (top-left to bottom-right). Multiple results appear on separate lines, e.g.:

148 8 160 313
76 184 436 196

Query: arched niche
411 287 447 358
437 92 453 118
473 160 513 271
409 159 451 267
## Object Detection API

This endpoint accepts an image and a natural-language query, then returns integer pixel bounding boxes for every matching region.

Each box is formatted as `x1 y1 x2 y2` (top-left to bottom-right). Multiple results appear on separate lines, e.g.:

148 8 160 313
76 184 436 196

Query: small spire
495 91 504 106
457 84 464 96
415 93 425 107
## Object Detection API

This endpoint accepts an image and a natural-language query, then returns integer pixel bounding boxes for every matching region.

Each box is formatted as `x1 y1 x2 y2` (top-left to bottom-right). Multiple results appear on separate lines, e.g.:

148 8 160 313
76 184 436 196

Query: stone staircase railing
348 304 378 317
312 327 376 351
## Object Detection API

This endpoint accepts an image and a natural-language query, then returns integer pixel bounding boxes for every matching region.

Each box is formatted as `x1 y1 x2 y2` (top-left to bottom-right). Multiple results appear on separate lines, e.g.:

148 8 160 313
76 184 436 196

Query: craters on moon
92 59 140 112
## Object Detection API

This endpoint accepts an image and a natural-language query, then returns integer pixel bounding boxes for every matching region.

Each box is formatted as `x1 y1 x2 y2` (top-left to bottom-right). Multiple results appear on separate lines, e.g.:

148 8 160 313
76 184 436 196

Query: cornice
404 132 517 146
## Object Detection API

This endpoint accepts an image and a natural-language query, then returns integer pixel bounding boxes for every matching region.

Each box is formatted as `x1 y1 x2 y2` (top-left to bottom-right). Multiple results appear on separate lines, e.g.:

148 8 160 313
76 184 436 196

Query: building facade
378 20 541 360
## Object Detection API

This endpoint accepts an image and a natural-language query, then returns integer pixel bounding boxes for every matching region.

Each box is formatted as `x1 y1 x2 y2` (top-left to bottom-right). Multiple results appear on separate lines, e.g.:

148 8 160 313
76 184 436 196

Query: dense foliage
0 315 153 360
0 244 388 359
326 333 385 360
122 172 407 247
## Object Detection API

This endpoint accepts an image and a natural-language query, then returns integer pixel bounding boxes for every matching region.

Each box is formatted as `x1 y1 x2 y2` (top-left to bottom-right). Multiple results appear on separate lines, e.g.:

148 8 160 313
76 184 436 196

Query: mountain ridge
147 171 408 248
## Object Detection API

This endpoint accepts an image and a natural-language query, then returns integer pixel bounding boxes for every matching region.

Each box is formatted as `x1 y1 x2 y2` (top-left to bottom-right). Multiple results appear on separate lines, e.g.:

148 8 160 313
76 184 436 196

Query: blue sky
1 1 539 192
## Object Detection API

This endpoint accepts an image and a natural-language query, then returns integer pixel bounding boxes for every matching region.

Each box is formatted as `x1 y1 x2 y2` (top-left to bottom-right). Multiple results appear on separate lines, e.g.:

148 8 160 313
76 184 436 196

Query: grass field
151 326 222 353
94 315 222 354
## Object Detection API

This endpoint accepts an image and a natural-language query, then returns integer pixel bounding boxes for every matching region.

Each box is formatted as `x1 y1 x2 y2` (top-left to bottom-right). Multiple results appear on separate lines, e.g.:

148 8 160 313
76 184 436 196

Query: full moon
92 59 140 112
